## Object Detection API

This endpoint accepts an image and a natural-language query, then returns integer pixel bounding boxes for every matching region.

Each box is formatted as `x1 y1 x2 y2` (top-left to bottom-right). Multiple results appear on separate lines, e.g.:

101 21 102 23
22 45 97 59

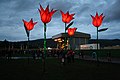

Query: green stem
44 23 47 58
65 23 67 33
27 31 30 49
43 23 46 72
97 27 99 62
27 31 30 64
64 23 67 49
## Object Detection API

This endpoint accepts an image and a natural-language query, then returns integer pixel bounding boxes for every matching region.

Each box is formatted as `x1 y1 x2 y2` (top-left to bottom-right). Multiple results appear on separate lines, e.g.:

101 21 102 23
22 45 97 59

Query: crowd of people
0 49 76 63
0 49 112 63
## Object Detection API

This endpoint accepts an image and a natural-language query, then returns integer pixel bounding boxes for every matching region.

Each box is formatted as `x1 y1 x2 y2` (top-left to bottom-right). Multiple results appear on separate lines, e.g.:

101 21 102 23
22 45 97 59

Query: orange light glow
67 28 77 36
38 5 57 24
91 12 105 27
60 10 75 23
22 18 37 31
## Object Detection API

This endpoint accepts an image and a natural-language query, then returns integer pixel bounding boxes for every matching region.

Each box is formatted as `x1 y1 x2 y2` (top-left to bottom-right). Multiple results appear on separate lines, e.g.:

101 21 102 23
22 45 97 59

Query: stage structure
52 32 91 50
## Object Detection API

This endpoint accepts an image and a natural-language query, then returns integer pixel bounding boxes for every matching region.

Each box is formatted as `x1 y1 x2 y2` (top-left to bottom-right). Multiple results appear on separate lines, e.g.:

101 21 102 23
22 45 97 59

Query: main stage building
52 32 91 50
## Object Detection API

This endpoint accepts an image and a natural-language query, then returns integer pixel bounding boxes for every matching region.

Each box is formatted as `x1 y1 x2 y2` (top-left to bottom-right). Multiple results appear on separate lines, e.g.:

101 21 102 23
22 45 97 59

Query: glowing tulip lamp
91 12 105 62
60 10 75 49
22 18 37 63
68 28 77 36
22 18 37 47
67 28 77 49
38 4 57 72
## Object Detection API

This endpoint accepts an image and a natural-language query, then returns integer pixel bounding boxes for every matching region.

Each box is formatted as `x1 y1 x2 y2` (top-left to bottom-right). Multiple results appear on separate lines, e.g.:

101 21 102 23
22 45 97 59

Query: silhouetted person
107 52 111 62
92 52 97 60
79 51 84 59
57 50 60 59
61 49 65 65
67 50 72 63
71 50 75 63
32 50 36 60
8 50 12 60
37 50 40 59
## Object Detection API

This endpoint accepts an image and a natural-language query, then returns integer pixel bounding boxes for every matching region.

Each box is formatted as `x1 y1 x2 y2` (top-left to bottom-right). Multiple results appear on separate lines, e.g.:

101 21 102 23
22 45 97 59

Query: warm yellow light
67 40 68 42
57 38 61 41
54 39 57 41
58 41 62 43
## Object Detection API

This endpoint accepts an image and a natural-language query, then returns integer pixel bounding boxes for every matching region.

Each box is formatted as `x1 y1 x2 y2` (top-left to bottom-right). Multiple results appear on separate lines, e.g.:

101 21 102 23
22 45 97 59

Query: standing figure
107 52 111 62
71 50 75 63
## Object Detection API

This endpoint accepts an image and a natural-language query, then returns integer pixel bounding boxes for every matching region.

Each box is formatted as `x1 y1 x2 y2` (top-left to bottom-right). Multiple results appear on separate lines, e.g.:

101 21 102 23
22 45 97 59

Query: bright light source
54 39 58 41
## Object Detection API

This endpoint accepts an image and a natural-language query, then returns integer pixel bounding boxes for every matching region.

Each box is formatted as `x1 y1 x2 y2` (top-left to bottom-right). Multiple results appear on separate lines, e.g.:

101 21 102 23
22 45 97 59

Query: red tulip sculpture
67 28 77 36
38 4 57 58
60 10 75 48
38 4 57 71
38 5 57 24
91 12 105 61
22 18 37 42
91 12 105 27
60 10 75 32
22 18 37 63
67 28 77 49
23 18 37 39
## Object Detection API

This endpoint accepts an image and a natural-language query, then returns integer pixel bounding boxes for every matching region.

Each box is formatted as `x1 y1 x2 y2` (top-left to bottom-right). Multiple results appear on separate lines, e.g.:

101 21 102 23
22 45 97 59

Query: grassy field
0 58 120 80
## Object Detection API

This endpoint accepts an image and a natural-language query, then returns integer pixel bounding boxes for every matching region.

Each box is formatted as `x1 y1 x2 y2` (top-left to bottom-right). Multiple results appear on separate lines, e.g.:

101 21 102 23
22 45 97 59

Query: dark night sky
0 0 120 41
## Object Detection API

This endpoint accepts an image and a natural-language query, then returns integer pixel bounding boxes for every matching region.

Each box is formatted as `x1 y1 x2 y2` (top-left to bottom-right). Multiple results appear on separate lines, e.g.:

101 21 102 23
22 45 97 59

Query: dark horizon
0 38 120 42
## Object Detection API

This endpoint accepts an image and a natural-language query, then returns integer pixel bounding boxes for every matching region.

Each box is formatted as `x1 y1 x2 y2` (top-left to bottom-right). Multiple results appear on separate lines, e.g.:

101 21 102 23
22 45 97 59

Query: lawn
0 58 120 80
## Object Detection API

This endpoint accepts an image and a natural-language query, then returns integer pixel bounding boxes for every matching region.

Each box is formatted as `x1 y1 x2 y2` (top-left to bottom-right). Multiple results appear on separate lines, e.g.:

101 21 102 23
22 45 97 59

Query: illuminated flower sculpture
91 12 105 27
22 18 37 40
38 5 57 24
60 10 75 23
22 18 37 63
60 10 75 48
67 27 77 49
91 12 105 62
67 28 77 36
38 4 57 71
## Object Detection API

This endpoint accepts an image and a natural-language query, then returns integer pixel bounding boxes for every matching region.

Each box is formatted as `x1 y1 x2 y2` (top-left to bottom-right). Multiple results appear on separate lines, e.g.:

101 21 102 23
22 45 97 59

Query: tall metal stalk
27 31 30 64
64 23 67 49
97 27 99 62
43 23 47 72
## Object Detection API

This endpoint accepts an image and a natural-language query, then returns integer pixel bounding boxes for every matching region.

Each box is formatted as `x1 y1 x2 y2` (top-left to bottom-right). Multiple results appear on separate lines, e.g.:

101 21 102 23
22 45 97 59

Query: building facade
52 32 91 50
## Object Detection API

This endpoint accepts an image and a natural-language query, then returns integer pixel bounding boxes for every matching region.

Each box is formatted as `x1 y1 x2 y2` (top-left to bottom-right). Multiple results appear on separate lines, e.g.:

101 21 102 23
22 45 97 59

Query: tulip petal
91 12 105 27
45 5 49 14
68 27 76 36
22 19 37 31
50 10 57 17
60 10 75 23
40 4 44 12
38 5 57 23
91 15 95 19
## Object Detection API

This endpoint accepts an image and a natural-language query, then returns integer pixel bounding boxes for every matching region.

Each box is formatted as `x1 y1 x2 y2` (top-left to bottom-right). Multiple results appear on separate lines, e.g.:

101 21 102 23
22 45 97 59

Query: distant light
54 39 58 41
58 41 62 43
48 47 52 50
57 38 61 41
